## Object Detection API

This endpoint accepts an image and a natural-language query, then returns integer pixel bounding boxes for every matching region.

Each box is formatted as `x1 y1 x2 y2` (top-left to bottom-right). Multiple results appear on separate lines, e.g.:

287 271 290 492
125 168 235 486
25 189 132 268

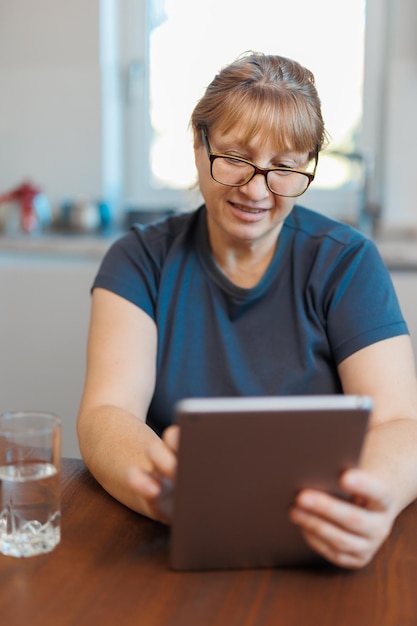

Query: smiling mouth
232 203 267 214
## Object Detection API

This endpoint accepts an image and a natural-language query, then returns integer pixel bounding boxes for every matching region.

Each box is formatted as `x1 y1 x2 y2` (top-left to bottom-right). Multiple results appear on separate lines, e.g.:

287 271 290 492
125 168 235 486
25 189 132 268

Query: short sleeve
323 238 408 363
92 229 159 320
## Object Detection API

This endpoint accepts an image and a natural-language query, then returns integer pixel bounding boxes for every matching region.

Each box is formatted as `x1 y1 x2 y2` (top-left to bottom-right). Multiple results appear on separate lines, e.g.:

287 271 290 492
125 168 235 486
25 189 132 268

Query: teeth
239 206 262 213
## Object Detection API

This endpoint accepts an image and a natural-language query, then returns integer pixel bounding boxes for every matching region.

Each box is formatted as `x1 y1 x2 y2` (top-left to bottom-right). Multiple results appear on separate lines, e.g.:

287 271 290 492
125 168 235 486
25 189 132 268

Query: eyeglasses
202 129 318 198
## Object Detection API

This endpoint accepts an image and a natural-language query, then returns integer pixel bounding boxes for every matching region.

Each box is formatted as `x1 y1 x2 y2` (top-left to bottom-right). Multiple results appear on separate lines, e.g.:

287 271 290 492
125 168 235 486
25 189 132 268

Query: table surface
1 458 416 626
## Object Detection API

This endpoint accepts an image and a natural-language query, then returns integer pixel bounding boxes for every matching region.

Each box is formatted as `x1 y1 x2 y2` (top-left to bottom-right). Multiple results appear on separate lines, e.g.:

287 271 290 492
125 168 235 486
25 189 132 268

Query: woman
77 52 417 569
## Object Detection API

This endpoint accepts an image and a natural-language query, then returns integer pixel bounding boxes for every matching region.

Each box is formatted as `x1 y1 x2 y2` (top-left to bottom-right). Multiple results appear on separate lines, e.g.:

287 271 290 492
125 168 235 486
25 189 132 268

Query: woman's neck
208 225 282 289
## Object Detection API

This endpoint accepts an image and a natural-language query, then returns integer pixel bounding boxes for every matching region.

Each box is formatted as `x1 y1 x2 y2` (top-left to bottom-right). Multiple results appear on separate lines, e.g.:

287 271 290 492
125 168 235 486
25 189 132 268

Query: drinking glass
0 411 61 557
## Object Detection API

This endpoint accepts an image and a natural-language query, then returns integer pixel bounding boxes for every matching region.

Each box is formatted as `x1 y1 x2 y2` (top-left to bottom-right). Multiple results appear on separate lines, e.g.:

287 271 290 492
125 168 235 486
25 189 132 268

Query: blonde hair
191 52 327 159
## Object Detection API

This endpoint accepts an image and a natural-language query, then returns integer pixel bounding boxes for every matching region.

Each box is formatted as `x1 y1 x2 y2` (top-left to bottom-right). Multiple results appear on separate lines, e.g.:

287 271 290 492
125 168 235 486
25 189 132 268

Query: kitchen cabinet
0 252 100 458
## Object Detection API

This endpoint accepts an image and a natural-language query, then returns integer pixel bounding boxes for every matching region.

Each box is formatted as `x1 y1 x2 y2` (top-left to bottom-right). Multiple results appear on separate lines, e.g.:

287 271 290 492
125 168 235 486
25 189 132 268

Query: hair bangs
211 87 319 156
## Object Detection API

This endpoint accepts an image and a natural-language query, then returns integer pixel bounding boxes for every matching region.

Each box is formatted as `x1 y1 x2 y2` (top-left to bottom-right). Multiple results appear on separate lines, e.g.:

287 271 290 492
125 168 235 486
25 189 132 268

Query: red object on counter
0 181 41 233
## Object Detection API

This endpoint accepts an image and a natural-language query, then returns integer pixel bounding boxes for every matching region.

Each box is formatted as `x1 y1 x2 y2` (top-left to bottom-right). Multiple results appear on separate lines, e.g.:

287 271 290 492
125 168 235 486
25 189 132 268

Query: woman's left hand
289 468 396 569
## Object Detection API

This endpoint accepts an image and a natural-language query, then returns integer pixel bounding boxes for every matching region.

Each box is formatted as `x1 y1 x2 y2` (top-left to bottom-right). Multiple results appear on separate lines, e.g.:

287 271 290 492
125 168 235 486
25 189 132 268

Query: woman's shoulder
131 207 201 246
93 207 205 313
107 207 203 262
287 205 368 245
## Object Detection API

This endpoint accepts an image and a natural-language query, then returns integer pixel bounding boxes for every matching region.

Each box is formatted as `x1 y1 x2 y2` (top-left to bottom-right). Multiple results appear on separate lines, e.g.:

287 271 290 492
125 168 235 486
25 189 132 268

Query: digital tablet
169 395 372 571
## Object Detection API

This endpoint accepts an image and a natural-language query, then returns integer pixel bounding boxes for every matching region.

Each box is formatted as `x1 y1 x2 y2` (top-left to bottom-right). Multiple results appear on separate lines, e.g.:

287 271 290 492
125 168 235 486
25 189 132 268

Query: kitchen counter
0 231 118 260
375 234 417 271
1 230 416 270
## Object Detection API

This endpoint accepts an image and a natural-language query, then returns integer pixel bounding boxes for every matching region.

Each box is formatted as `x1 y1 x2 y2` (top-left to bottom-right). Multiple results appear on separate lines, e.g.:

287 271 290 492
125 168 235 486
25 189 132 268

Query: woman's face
195 126 311 252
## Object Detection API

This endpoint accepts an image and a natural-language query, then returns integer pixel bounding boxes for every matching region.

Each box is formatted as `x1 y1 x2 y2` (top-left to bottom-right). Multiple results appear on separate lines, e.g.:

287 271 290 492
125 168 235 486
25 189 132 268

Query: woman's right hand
126 425 180 524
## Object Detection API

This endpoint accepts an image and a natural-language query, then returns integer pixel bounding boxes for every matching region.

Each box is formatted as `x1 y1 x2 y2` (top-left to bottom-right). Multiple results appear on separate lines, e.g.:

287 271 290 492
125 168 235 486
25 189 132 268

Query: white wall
0 0 103 203
383 0 417 229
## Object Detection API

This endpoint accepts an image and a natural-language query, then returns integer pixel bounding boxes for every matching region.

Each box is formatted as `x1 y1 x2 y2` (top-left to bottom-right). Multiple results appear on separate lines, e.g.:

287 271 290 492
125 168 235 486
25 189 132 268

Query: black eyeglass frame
201 129 318 198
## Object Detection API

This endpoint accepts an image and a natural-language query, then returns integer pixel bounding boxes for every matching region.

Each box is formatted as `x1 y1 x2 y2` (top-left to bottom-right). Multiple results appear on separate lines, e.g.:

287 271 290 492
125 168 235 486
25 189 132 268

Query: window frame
117 0 386 229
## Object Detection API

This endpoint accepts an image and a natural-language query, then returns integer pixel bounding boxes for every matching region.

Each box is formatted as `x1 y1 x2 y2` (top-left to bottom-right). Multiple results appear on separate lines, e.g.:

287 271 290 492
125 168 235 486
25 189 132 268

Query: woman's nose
241 172 270 200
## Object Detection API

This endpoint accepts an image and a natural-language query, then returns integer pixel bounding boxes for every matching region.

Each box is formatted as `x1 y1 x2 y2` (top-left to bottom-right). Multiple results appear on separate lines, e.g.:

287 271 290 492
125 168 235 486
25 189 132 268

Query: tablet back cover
170 396 371 571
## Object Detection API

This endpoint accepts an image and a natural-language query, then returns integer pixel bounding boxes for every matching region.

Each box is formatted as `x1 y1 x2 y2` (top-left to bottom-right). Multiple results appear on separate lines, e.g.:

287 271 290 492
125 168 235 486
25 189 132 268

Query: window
119 0 379 229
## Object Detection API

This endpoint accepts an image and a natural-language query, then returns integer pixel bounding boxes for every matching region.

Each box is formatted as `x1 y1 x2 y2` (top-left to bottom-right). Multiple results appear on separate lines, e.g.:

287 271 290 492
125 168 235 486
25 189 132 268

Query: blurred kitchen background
1 0 416 458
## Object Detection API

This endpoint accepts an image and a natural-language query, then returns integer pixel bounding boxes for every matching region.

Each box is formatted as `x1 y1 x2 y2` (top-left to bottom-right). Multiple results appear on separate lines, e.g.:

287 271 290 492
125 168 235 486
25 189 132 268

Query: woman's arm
341 334 417 507
290 334 417 568
77 287 176 522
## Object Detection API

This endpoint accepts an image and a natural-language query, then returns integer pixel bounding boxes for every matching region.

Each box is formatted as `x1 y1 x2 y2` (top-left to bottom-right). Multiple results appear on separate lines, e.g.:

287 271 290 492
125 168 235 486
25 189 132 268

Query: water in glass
0 461 60 557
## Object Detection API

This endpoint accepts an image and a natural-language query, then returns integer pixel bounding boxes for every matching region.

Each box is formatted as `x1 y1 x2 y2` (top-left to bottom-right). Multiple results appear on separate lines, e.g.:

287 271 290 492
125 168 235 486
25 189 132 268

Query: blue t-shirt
93 205 408 435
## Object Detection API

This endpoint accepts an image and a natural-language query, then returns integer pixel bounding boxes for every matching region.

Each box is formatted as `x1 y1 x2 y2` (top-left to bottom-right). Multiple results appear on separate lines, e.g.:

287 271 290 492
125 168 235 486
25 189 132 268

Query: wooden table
1 458 417 626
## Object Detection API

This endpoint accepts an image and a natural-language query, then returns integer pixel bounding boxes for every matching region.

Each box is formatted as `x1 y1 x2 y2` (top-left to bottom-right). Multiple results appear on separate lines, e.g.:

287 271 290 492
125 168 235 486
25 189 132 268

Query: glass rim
0 411 61 435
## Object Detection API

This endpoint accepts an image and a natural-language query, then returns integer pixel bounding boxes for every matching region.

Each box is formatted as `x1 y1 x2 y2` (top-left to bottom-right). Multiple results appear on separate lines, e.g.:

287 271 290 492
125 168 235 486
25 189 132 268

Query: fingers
127 466 172 524
147 429 178 480
340 469 393 511
289 471 395 568
125 429 179 524
162 425 180 455
290 499 385 568
293 489 388 539
126 433 177 496
127 465 161 498
298 524 372 569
